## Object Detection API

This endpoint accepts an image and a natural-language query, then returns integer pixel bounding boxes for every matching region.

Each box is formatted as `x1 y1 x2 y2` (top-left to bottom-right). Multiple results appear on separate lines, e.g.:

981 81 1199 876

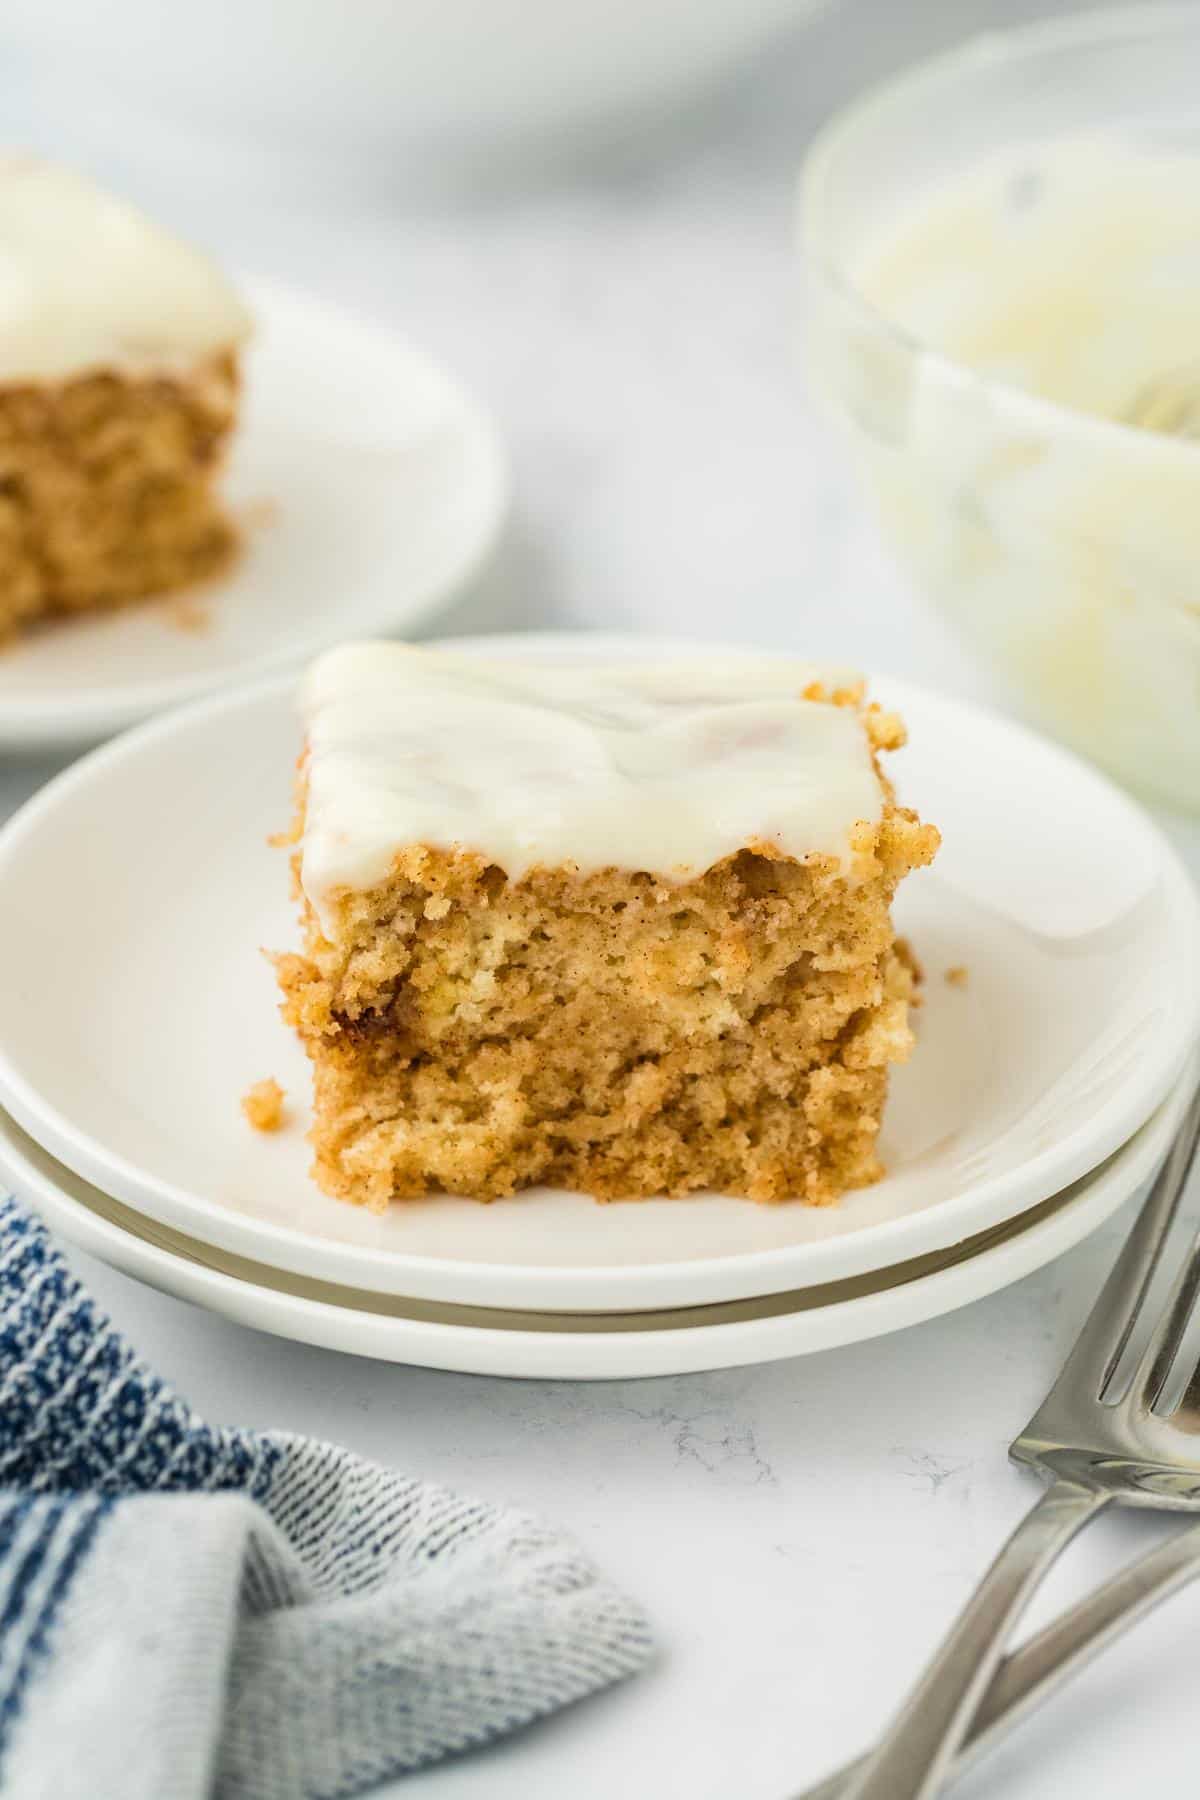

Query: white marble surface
2 2 1200 1795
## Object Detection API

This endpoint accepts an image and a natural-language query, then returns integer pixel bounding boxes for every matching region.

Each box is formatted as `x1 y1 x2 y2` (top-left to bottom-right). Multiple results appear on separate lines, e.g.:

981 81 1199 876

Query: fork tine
1126 1091 1200 1413
1135 1228 1200 1413
1170 1338 1200 1424
1049 1086 1200 1406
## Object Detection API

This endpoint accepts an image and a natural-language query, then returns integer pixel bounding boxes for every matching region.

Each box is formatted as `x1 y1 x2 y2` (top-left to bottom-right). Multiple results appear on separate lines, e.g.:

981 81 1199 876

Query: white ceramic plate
0 278 508 750
1 1063 1190 1379
0 632 1196 1314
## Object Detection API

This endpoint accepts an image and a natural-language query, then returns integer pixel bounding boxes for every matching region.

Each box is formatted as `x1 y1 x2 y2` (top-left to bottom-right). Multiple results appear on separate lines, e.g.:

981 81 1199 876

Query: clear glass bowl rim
799 1 1200 462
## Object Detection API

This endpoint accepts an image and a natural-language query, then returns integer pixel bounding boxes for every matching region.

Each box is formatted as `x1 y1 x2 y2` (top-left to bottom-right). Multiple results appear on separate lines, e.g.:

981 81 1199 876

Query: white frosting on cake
0 159 251 382
299 643 883 924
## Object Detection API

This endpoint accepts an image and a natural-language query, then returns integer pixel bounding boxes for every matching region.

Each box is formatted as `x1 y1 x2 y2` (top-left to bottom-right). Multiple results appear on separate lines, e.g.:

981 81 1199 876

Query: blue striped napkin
0 1194 652 1798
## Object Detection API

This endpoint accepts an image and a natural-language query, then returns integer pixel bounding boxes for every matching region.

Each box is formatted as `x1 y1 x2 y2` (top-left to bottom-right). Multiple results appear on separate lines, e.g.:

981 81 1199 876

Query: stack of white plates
0 635 1196 1380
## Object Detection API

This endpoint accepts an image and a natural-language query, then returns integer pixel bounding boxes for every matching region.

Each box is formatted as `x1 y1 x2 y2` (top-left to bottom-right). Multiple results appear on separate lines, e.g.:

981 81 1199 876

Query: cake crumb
242 1077 286 1132
945 965 969 989
864 705 907 751
894 936 924 985
167 595 212 634
237 495 280 533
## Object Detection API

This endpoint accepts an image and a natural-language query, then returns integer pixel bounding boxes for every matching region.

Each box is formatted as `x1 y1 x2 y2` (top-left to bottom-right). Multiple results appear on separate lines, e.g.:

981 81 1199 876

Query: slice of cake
0 159 251 641
278 643 940 1208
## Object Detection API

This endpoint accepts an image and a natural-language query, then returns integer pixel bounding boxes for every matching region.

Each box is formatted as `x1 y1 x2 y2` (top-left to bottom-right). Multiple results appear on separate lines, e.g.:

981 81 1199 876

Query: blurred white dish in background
2 0 830 164
0 277 507 751
802 7 1200 812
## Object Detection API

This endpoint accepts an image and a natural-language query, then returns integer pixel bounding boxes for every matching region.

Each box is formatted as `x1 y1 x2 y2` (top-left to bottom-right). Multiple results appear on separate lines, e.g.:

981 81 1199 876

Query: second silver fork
805 1080 1200 1800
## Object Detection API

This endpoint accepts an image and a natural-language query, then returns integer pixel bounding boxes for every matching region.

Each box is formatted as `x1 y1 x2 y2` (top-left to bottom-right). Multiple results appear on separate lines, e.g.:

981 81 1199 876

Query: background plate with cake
0 162 508 751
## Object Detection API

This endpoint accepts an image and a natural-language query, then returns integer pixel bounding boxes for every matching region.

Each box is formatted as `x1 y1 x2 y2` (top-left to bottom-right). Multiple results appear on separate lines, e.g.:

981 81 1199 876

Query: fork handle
831 1477 1107 1800
799 1512 1200 1799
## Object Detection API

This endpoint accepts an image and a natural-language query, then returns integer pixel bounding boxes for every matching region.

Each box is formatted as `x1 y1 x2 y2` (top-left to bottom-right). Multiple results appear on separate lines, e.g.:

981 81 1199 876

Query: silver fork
802 1081 1200 1800
801 1510 1200 1798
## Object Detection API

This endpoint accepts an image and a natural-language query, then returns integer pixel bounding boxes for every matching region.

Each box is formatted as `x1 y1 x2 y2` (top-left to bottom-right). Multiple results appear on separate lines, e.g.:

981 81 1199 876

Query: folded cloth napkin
0 1194 652 1798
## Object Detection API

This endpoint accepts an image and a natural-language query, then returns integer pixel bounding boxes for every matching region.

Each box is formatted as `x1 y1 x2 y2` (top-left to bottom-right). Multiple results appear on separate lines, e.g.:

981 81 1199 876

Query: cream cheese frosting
299 643 883 923
850 131 1200 804
857 133 1200 422
0 158 251 383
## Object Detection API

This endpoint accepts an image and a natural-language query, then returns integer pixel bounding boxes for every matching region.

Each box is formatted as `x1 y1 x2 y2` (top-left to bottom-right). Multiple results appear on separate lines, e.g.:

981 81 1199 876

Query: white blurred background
0 0 1138 676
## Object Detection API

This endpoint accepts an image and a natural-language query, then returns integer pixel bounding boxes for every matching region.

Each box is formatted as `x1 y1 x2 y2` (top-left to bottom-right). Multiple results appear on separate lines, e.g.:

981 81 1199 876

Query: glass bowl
800 5 1200 812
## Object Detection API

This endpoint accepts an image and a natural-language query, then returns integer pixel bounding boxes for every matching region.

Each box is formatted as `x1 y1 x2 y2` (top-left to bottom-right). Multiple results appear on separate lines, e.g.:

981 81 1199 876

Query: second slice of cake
279 643 939 1208
0 159 251 640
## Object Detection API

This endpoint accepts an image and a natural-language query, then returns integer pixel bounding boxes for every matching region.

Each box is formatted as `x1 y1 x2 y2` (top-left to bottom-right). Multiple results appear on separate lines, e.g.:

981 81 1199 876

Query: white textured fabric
0 1197 653 1796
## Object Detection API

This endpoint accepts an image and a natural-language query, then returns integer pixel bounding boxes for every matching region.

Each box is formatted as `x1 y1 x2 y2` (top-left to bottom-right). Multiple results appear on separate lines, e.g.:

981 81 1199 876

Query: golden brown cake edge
0 348 242 642
277 688 940 1210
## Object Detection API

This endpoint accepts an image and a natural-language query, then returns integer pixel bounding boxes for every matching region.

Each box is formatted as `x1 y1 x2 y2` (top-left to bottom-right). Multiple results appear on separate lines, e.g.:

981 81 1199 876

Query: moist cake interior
278 646 939 1207
0 159 250 640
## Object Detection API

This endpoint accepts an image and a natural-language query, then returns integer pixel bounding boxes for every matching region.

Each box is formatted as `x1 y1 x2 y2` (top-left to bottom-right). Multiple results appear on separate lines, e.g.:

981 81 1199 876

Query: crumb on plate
167 595 212 634
237 495 281 532
242 1077 286 1132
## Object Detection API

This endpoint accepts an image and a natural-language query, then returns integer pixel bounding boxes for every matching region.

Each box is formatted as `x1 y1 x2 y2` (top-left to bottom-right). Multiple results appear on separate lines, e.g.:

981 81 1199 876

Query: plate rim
2 1060 1190 1380
0 273 510 750
0 631 1196 1312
